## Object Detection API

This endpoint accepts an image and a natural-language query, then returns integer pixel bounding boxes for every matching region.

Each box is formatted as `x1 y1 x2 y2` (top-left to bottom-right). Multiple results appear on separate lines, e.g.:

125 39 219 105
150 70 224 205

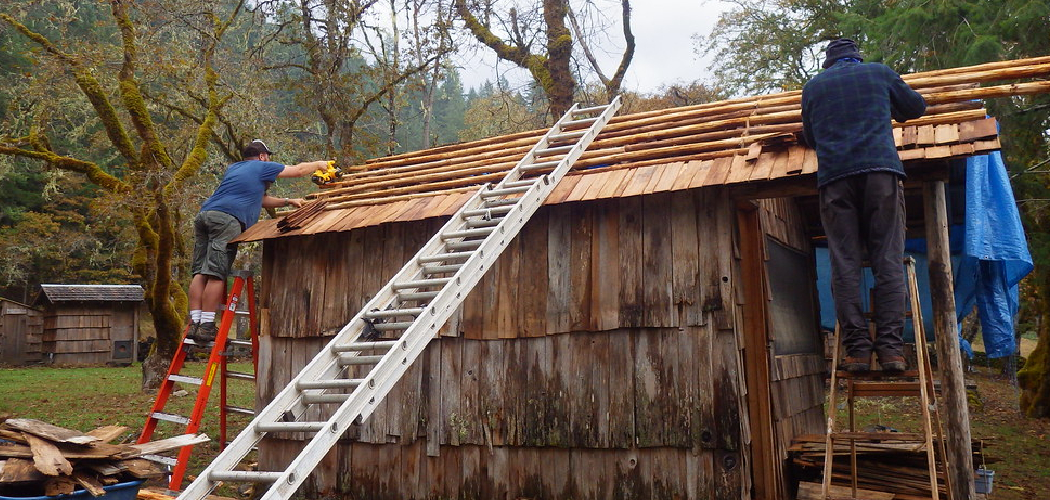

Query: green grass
0 360 256 491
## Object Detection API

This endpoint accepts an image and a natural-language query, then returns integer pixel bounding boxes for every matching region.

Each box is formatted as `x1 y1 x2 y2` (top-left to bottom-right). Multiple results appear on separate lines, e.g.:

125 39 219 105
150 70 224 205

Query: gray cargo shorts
192 210 243 279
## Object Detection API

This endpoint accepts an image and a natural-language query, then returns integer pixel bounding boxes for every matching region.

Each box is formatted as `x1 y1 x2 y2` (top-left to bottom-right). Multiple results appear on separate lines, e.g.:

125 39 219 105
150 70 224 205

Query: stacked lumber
0 418 208 497
306 55 1050 209
790 433 987 500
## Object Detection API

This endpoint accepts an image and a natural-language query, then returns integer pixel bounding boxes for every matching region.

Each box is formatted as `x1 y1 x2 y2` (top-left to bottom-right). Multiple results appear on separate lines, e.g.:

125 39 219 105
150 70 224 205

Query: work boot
185 322 199 341
879 355 907 372
841 354 871 373
195 322 218 343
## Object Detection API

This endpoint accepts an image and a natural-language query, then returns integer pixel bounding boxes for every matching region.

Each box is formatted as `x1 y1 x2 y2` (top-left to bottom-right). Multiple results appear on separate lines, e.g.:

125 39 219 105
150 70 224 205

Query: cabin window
765 236 820 355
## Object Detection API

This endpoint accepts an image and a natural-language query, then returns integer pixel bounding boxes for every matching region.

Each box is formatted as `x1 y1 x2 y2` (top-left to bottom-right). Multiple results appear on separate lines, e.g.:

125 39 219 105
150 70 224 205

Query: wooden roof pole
923 180 975 500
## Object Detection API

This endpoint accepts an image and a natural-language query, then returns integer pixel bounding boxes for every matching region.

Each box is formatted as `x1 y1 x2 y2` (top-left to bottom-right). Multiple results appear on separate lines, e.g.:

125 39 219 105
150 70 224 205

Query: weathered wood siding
258 188 756 499
0 300 43 365
42 304 138 365
755 198 825 497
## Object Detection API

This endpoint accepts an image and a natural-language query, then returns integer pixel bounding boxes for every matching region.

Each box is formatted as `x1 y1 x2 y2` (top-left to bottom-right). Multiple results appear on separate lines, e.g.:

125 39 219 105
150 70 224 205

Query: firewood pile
0 418 208 497
790 433 988 500
306 55 1050 209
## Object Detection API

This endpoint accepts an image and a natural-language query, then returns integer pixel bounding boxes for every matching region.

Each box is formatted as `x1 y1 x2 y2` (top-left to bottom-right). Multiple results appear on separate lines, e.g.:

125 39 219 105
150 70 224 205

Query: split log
5 419 100 445
85 426 129 443
24 433 73 476
0 458 44 483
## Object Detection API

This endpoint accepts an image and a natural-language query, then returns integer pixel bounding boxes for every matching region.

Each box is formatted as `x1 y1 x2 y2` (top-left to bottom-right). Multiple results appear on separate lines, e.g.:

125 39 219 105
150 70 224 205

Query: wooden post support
922 180 976 500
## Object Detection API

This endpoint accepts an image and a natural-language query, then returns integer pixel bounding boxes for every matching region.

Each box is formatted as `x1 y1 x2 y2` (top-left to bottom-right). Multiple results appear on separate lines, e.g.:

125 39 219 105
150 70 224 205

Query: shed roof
238 56 1050 242
37 284 145 304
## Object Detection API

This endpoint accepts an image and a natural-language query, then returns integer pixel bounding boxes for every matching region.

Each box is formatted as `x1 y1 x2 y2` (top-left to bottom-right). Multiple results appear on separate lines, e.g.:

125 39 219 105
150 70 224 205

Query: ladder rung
464 218 501 229
373 321 414 332
418 251 473 264
256 421 327 433
210 470 283 483
151 412 191 425
572 103 610 115
519 160 561 172
226 371 255 381
337 354 384 366
483 197 522 207
398 291 439 302
502 179 535 189
441 227 494 240
549 130 586 141
563 117 598 127
422 263 463 275
480 186 530 198
297 378 364 390
301 393 351 404
235 310 250 316
332 340 398 352
461 205 513 218
392 277 451 290
444 240 482 251
141 454 177 467
363 308 424 319
228 339 253 347
849 381 922 397
835 369 920 379
168 374 203 385
224 405 255 415
534 145 573 157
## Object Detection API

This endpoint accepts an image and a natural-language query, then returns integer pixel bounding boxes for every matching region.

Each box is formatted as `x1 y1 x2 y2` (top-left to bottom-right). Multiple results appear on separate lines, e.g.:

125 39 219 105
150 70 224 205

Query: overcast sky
455 0 730 94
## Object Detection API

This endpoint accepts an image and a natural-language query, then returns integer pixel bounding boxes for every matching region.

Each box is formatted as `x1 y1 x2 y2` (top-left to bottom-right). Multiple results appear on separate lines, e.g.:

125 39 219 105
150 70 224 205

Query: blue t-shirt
200 160 285 228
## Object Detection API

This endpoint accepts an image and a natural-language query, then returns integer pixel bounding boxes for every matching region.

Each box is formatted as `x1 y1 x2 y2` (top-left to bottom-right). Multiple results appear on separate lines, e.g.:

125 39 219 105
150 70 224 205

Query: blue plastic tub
975 469 995 494
0 480 144 500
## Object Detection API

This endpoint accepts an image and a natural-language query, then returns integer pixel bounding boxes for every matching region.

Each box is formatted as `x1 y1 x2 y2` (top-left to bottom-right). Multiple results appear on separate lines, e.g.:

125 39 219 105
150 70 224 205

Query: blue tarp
816 150 1032 357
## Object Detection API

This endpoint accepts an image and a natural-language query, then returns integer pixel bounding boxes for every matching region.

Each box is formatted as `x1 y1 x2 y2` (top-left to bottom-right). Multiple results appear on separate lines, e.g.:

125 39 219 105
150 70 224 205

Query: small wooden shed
236 58 1042 499
0 298 43 365
35 284 144 366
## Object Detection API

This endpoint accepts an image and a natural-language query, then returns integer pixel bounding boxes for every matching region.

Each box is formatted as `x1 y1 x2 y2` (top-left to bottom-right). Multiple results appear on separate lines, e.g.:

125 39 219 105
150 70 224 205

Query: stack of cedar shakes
0 418 207 497
789 433 988 500
311 55 1049 209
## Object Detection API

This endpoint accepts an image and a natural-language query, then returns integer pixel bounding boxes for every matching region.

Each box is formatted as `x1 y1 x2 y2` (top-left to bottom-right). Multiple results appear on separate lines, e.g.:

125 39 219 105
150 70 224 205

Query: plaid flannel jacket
802 60 926 187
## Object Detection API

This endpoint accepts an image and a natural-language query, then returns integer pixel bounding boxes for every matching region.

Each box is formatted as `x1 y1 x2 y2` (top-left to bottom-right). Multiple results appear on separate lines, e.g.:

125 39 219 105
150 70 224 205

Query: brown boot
841 354 871 372
879 355 907 372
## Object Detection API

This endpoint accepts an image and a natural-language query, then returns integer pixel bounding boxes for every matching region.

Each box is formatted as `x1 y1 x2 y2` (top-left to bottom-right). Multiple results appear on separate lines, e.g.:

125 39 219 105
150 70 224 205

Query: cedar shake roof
236 56 1050 242
37 284 145 304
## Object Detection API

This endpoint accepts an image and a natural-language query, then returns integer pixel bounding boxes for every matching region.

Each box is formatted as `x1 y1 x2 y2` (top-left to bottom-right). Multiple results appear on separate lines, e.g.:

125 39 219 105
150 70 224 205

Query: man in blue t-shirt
802 39 926 373
187 140 330 342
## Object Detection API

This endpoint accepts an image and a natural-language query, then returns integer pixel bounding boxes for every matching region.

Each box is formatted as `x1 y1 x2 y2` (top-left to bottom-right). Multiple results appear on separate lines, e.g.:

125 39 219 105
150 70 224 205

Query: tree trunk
541 0 573 116
1019 272 1050 417
142 344 173 391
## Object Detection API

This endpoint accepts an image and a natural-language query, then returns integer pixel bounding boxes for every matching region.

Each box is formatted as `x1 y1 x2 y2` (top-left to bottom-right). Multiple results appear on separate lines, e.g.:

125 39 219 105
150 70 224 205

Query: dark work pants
819 172 906 360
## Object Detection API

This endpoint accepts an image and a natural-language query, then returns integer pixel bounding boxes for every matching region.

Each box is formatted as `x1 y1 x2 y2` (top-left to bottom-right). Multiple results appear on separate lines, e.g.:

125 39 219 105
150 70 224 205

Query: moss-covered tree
0 0 242 389
454 0 634 117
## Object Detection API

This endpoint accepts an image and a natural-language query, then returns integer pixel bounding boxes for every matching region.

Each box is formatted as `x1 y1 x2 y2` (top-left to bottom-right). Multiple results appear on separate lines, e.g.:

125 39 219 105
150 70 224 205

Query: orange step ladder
138 271 259 490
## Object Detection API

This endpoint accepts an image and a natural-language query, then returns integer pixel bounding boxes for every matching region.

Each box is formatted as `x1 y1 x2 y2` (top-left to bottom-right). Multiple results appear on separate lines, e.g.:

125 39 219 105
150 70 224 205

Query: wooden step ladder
176 98 622 500
822 257 953 500
138 271 259 490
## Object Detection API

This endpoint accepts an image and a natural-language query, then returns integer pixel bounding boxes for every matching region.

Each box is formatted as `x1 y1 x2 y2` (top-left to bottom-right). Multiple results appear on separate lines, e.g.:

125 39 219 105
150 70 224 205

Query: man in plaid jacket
802 38 926 372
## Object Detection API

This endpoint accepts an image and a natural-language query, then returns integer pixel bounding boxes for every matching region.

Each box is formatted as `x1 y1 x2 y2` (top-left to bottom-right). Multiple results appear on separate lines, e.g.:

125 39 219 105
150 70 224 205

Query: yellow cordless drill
311 160 342 186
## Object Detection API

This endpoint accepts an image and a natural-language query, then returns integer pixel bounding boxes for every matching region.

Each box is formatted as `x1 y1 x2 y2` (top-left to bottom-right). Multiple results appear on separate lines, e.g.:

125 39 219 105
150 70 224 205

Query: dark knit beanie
823 38 863 69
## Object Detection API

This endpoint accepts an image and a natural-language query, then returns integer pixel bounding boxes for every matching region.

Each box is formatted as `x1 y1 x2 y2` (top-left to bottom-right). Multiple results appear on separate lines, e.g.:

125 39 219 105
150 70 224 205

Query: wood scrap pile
790 433 987 500
303 55 1050 210
0 418 207 497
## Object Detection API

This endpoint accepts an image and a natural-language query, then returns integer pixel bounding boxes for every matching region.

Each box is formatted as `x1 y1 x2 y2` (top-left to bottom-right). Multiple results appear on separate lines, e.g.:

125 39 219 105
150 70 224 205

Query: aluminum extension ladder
178 97 622 500
822 258 952 500
138 271 259 490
